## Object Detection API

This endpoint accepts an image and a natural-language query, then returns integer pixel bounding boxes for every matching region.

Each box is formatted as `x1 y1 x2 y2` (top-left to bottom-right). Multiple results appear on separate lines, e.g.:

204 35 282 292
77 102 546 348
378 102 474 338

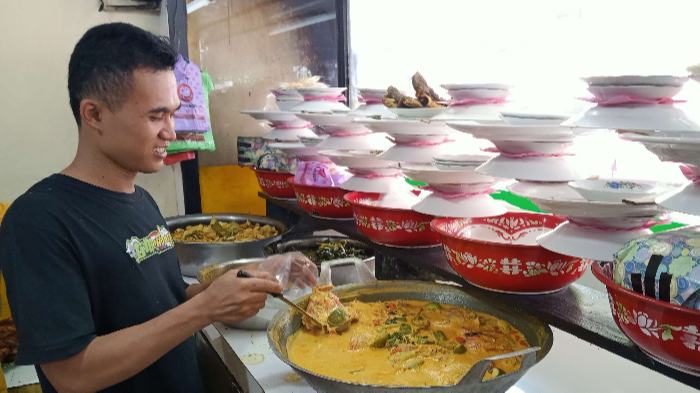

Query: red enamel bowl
287 177 353 219
431 212 592 294
252 168 296 199
344 192 441 248
592 261 700 376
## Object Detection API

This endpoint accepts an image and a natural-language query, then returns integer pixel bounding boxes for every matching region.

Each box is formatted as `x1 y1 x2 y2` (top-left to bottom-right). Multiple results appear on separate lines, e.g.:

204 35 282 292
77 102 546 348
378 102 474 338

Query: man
0 23 315 392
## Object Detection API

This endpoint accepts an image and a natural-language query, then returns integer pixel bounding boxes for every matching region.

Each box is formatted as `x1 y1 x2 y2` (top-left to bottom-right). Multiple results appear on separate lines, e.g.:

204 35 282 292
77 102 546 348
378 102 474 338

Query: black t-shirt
0 174 204 393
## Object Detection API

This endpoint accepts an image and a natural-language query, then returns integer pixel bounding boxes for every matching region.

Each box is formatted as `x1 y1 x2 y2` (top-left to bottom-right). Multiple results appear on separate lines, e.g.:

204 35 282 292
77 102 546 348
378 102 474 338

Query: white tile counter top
210 321 697 393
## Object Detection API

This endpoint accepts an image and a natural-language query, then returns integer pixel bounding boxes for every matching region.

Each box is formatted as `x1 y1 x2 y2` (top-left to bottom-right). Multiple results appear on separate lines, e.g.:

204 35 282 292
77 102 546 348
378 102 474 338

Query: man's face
98 69 179 174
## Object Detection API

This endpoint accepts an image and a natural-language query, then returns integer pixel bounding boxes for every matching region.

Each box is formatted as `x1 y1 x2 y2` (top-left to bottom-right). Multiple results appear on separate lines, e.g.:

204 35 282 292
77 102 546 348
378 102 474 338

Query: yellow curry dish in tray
171 216 278 243
287 285 530 387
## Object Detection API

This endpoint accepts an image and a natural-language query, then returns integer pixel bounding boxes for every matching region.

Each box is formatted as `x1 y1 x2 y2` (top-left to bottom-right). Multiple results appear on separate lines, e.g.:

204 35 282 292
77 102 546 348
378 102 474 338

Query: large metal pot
264 236 376 286
268 281 552 393
165 214 290 277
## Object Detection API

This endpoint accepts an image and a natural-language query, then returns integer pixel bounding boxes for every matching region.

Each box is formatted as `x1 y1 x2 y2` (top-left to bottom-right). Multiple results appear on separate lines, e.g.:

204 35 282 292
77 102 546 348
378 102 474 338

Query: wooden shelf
260 192 700 389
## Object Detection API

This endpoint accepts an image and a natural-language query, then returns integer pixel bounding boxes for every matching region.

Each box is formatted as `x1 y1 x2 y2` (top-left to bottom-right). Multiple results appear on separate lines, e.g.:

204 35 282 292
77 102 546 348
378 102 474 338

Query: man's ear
80 99 106 134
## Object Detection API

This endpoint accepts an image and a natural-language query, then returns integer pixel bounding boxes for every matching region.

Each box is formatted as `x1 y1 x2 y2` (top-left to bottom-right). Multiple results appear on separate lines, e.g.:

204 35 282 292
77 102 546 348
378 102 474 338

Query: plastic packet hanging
173 54 210 132
294 161 349 186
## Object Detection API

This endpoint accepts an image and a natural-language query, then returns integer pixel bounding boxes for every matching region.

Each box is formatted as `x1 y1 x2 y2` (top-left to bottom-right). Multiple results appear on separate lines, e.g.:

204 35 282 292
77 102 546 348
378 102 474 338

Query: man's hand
200 269 283 324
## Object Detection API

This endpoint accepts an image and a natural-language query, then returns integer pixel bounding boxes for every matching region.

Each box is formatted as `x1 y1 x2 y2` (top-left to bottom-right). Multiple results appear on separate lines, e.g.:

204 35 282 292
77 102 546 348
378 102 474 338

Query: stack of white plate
446 122 588 182
349 88 398 119
430 83 513 122
562 75 699 132
270 89 303 111
240 110 317 141
292 88 350 114
621 131 700 216
318 150 409 193
509 182 671 262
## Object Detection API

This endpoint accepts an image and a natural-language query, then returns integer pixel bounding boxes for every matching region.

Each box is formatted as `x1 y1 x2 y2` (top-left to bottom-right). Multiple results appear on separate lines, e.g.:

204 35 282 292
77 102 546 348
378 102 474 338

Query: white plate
398 164 496 184
353 118 452 135
263 128 319 141
240 110 310 127
276 101 301 111
446 122 578 141
536 222 653 262
561 104 700 132
411 193 507 218
568 179 678 203
291 101 350 114
656 182 700 216
499 112 569 125
340 175 413 193
315 133 394 151
295 113 356 127
319 150 390 168
446 89 511 101
348 104 398 119
318 124 372 134
431 105 506 122
427 183 495 194
441 83 513 91
271 88 303 98
388 133 456 143
296 87 347 97
476 155 581 182
379 141 460 164
298 136 327 147
268 142 320 157
433 153 494 165
582 75 688 87
625 137 700 166
357 88 388 100
508 182 667 218
389 107 447 120
587 85 683 100
491 140 573 155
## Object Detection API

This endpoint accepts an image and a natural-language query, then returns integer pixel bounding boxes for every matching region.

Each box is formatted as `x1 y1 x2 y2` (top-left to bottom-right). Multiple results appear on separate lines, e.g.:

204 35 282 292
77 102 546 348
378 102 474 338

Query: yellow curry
287 287 529 387
171 216 278 243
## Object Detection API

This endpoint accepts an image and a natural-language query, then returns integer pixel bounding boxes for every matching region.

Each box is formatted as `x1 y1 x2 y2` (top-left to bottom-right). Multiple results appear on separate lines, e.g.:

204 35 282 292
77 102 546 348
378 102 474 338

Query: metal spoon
236 270 324 327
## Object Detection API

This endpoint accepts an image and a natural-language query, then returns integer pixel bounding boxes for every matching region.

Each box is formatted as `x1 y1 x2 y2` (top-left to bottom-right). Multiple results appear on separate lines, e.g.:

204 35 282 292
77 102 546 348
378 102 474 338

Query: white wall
0 0 180 217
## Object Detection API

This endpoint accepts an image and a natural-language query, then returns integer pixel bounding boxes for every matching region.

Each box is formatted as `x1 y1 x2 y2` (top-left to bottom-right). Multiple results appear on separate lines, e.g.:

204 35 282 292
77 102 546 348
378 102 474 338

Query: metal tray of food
166 213 289 277
268 281 552 393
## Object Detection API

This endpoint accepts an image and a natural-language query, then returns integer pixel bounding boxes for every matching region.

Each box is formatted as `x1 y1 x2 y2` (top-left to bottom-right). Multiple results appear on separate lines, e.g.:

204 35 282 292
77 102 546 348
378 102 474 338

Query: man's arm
185 261 260 300
41 270 281 393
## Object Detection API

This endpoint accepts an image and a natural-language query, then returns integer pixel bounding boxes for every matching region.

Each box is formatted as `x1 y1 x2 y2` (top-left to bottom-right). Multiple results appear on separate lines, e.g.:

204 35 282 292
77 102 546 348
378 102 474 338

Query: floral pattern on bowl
593 261 700 376
605 181 644 190
252 168 295 199
431 213 590 294
345 192 441 248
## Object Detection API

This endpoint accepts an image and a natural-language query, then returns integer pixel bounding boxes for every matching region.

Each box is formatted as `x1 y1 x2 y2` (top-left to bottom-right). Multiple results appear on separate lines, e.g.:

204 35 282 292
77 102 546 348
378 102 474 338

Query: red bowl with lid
592 261 700 376
344 192 441 248
252 168 295 199
431 212 591 294
288 177 352 219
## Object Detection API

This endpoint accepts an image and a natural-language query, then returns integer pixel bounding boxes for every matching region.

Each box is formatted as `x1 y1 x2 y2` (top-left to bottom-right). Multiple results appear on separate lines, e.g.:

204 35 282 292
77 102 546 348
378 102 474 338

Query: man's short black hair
68 22 178 126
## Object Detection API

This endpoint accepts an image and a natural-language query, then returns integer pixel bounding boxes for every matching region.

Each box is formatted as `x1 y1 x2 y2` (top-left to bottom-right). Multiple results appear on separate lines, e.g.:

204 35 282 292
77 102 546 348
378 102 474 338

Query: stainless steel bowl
165 214 290 277
268 281 552 393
